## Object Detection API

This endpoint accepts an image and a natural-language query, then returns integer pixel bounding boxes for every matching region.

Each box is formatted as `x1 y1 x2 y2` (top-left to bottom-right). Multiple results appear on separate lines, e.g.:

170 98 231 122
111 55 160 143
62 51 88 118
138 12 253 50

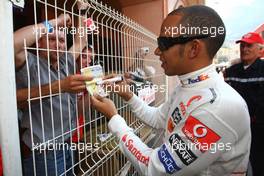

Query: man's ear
188 39 200 59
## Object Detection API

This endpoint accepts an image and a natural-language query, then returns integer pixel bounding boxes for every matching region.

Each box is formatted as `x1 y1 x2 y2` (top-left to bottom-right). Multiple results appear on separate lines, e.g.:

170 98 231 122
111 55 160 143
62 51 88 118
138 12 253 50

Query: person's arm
14 23 45 69
91 97 237 175
109 111 236 175
17 74 92 109
104 76 169 129
125 93 169 129
14 14 71 69
69 1 90 59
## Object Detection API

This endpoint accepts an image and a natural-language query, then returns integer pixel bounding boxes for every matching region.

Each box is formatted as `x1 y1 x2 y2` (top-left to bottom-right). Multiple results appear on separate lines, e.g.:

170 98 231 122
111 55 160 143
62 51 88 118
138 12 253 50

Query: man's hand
50 13 71 28
91 94 118 119
103 74 133 101
77 0 90 10
61 74 92 93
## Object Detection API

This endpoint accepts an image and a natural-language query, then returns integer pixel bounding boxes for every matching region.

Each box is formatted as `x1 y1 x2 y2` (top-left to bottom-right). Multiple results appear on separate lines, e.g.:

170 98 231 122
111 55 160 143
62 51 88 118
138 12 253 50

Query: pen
96 76 123 85
86 76 123 85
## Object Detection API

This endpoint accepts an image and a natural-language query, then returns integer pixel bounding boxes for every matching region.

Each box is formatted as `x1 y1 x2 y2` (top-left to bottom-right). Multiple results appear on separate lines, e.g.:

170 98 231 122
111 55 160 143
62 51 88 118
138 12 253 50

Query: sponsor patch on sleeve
121 134 150 166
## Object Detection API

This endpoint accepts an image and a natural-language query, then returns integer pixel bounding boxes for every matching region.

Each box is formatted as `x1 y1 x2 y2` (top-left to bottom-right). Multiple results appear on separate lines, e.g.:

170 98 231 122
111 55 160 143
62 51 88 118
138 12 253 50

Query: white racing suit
108 65 251 176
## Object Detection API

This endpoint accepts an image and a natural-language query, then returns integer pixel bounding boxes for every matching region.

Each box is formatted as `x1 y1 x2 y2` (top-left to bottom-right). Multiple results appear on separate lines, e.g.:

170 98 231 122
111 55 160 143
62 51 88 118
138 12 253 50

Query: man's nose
241 46 249 52
154 47 162 56
58 42 64 50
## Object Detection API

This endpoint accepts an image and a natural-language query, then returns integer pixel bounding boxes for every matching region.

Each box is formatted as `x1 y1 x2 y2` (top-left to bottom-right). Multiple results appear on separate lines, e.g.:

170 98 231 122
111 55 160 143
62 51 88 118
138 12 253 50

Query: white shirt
108 64 251 176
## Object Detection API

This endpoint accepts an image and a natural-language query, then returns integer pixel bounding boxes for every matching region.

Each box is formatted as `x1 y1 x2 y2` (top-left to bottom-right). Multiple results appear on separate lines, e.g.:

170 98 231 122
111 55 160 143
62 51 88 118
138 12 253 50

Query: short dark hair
168 5 226 59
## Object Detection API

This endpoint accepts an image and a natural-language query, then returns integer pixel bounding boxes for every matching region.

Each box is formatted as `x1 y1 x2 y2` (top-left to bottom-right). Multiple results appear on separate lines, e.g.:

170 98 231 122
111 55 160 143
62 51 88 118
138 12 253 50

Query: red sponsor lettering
199 74 209 81
179 102 186 116
121 134 150 165
167 95 202 133
122 134 128 142
186 96 202 107
167 118 175 133
179 95 202 116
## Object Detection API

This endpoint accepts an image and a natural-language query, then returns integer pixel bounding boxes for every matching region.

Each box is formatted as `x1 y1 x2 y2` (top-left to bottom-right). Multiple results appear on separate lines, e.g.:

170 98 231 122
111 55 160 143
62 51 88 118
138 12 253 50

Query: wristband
42 20 53 33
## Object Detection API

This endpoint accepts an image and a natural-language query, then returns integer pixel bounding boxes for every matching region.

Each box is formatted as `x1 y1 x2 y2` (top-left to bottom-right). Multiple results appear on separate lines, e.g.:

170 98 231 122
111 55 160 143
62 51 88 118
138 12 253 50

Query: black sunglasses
157 34 210 51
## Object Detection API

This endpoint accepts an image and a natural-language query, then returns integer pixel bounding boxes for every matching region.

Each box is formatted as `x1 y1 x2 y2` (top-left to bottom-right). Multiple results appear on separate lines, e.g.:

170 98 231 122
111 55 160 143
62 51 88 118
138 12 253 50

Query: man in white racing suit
91 5 251 176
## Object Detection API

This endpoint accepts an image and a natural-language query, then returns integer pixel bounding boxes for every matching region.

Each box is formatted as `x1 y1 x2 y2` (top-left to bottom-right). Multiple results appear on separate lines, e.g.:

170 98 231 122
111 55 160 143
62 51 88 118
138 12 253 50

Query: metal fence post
0 0 23 175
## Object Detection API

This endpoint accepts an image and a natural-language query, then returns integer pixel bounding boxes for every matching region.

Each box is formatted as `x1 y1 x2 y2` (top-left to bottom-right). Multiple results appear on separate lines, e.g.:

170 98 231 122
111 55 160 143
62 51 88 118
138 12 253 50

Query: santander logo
122 134 150 166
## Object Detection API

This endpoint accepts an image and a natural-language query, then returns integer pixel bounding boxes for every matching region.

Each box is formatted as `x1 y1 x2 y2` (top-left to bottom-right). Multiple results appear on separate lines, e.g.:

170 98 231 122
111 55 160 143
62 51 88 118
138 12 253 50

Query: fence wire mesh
14 0 167 175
